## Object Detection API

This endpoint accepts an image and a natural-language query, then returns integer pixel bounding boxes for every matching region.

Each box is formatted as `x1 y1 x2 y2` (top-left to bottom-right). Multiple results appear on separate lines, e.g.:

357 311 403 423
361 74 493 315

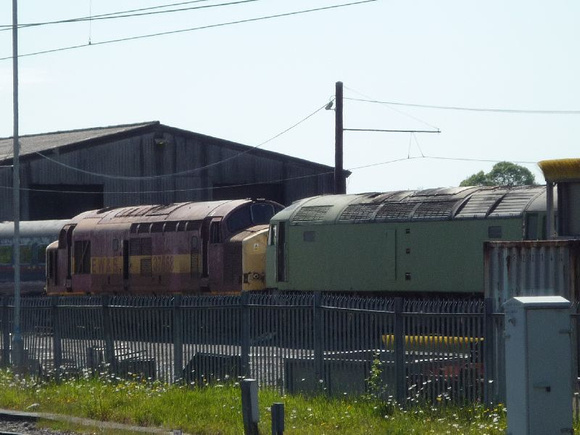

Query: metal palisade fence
0 293 566 405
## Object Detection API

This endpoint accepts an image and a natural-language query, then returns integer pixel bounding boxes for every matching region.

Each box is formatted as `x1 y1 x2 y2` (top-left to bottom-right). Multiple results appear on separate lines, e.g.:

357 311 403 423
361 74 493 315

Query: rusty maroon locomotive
45 199 282 295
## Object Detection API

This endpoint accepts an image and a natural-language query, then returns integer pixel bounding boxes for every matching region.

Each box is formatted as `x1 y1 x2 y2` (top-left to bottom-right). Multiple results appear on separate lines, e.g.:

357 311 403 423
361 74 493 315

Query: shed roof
0 121 341 174
0 122 157 157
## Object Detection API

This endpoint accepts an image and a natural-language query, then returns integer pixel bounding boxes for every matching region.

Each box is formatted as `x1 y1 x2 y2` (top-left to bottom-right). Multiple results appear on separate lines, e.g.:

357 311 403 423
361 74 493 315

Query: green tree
460 162 536 187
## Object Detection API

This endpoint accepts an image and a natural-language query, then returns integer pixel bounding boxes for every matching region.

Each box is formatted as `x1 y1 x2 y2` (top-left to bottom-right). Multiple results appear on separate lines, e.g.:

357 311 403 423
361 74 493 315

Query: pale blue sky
1 0 579 193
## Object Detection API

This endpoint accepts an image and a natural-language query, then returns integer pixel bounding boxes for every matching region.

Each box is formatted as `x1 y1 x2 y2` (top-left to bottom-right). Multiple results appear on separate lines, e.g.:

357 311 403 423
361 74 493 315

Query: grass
0 368 509 434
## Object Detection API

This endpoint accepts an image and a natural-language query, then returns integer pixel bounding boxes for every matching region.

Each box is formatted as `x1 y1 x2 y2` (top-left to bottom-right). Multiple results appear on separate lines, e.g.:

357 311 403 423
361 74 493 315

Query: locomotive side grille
338 204 380 222
375 202 416 221
411 200 457 220
292 206 332 222
488 190 540 218
455 193 505 219
115 206 156 217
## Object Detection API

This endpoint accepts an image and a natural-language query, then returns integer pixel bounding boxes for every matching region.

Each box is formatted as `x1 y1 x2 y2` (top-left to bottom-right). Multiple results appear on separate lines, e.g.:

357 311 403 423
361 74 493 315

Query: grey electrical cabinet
504 296 573 435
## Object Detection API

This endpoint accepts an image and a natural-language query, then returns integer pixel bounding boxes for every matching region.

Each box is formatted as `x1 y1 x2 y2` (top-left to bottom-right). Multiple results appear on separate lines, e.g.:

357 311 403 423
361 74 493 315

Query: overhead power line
0 0 378 61
344 128 440 133
0 0 260 31
19 102 329 181
348 155 538 171
0 154 543 196
346 97 580 115
0 170 335 196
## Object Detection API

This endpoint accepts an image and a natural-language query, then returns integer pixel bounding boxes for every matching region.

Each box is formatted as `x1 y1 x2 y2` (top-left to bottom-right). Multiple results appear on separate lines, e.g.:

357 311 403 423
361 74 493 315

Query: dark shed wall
0 126 335 221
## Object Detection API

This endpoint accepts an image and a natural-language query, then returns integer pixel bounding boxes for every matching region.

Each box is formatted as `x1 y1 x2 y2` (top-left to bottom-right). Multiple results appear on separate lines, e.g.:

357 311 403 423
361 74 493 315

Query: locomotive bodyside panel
269 217 524 293
266 187 546 295
46 199 282 295
241 227 269 291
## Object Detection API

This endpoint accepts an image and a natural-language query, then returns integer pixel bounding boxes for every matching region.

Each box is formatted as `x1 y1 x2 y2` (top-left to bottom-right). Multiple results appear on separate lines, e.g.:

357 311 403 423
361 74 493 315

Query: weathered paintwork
267 186 550 294
240 227 269 291
484 240 580 309
46 199 282 295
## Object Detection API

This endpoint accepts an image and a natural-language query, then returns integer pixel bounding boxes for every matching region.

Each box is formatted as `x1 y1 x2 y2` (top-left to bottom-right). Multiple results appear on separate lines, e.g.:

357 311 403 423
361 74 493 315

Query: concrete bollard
271 402 284 435
241 379 259 435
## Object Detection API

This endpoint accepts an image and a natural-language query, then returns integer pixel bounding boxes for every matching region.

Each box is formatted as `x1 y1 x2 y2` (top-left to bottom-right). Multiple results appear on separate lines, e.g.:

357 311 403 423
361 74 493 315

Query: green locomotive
266 185 550 295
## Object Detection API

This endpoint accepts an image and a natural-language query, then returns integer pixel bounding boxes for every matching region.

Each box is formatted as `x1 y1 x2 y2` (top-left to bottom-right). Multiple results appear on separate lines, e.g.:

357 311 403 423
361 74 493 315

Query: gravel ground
0 415 76 434
0 411 177 435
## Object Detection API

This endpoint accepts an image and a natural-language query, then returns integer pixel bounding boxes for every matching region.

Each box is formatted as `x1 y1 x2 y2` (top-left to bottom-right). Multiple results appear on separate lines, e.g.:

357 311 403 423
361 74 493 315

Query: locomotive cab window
227 207 252 233
58 228 67 248
227 203 282 233
251 203 279 225
47 250 58 282
73 240 91 274
210 222 222 243
268 224 278 246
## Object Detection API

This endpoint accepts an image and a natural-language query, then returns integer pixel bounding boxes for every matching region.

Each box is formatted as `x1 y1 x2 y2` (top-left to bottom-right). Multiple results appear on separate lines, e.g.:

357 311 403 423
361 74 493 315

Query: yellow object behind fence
382 334 483 350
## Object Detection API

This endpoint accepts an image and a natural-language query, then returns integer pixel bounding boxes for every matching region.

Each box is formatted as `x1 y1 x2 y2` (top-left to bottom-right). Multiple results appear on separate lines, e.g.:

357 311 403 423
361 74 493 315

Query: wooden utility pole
334 81 346 194
333 81 440 197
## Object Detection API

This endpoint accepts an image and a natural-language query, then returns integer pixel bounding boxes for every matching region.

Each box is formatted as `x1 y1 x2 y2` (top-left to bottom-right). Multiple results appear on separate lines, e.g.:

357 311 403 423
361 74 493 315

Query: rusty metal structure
46 199 282 295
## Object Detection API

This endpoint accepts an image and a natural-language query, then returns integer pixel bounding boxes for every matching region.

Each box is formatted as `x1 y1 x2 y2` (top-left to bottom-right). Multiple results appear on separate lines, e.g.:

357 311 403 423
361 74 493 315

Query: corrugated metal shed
0 121 341 220
484 240 580 310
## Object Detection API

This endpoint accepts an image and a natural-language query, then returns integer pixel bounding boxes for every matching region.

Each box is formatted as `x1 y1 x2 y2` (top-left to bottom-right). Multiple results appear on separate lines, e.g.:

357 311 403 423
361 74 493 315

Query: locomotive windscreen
227 203 280 233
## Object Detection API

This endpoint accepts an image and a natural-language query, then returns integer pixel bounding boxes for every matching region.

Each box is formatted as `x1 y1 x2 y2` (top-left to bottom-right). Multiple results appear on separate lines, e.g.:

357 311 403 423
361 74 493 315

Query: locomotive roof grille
115 206 156 217
282 186 547 225
375 203 418 222
292 205 333 222
338 204 380 222
454 192 507 219
488 190 541 218
411 200 457 220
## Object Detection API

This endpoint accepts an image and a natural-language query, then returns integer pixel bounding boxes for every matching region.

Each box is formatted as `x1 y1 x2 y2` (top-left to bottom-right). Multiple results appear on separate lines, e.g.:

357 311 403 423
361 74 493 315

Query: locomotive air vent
455 191 506 219
339 204 380 223
375 202 417 222
488 189 541 218
411 200 457 221
292 206 332 223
